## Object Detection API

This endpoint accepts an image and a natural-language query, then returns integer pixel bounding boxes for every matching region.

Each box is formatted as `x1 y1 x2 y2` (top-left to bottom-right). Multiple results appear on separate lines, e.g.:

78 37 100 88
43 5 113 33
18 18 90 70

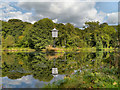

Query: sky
0 0 119 27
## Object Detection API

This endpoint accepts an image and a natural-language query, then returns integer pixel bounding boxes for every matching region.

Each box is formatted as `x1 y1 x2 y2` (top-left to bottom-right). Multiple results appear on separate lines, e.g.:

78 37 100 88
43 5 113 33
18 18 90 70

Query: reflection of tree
27 53 53 82
103 52 110 59
46 52 64 60
28 53 68 81
2 51 119 85
45 52 119 88
2 52 16 65
7 72 30 79
2 52 31 78
94 51 103 70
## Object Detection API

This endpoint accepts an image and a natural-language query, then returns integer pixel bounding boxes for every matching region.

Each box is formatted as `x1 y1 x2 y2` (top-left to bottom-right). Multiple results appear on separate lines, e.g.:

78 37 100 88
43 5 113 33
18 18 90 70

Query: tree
100 22 108 28
30 18 54 50
8 19 23 23
1 18 118 50
5 35 15 47
85 21 100 30
33 18 54 29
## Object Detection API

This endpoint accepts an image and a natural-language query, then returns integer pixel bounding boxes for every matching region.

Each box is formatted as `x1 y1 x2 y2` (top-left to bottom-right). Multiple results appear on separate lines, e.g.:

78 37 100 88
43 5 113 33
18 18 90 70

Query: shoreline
0 47 118 53
42 46 116 53
1 48 36 52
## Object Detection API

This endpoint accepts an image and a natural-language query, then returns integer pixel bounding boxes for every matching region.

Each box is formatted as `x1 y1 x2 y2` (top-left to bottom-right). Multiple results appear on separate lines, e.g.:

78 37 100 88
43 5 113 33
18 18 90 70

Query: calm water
1 51 119 88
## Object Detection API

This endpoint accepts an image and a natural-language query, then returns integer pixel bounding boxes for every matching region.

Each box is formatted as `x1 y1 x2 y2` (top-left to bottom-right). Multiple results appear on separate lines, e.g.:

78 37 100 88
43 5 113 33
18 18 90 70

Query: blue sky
0 1 119 27
95 2 118 25
95 2 118 13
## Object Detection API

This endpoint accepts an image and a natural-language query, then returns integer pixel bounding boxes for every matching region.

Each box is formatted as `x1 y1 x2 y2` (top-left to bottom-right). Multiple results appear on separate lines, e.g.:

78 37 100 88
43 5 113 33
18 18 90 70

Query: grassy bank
42 46 97 53
2 47 36 52
1 46 116 53
42 46 115 53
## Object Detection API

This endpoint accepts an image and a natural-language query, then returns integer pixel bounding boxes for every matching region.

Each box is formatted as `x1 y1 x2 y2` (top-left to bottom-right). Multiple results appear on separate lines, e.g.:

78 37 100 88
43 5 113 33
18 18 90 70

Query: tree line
1 18 119 50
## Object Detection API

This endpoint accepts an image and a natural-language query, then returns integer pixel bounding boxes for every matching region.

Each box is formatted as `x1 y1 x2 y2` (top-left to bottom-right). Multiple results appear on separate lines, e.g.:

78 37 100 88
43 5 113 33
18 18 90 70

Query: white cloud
1 0 119 2
107 12 118 25
1 11 33 23
17 2 107 27
52 19 58 23
1 1 118 27
0 2 34 23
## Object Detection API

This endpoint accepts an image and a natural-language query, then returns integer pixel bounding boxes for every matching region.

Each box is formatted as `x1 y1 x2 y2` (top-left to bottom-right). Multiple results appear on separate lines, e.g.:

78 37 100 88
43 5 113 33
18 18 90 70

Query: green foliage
5 35 15 47
96 40 103 50
33 18 54 29
44 52 118 88
2 51 119 88
1 18 118 50
8 19 23 23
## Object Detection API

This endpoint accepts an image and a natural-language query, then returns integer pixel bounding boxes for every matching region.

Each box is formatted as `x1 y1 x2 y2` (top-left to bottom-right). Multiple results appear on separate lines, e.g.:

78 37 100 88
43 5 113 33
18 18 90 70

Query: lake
1 51 119 88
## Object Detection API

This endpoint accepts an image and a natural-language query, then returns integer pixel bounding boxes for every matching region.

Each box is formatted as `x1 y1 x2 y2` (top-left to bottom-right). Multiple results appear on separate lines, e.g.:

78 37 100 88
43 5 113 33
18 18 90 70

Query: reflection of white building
51 67 65 84
52 68 58 75
52 68 58 82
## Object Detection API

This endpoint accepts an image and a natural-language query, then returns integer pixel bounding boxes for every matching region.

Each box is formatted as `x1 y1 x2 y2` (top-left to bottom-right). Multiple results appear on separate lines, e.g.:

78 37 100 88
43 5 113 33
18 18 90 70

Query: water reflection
2 75 48 88
1 51 119 88
52 58 59 82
